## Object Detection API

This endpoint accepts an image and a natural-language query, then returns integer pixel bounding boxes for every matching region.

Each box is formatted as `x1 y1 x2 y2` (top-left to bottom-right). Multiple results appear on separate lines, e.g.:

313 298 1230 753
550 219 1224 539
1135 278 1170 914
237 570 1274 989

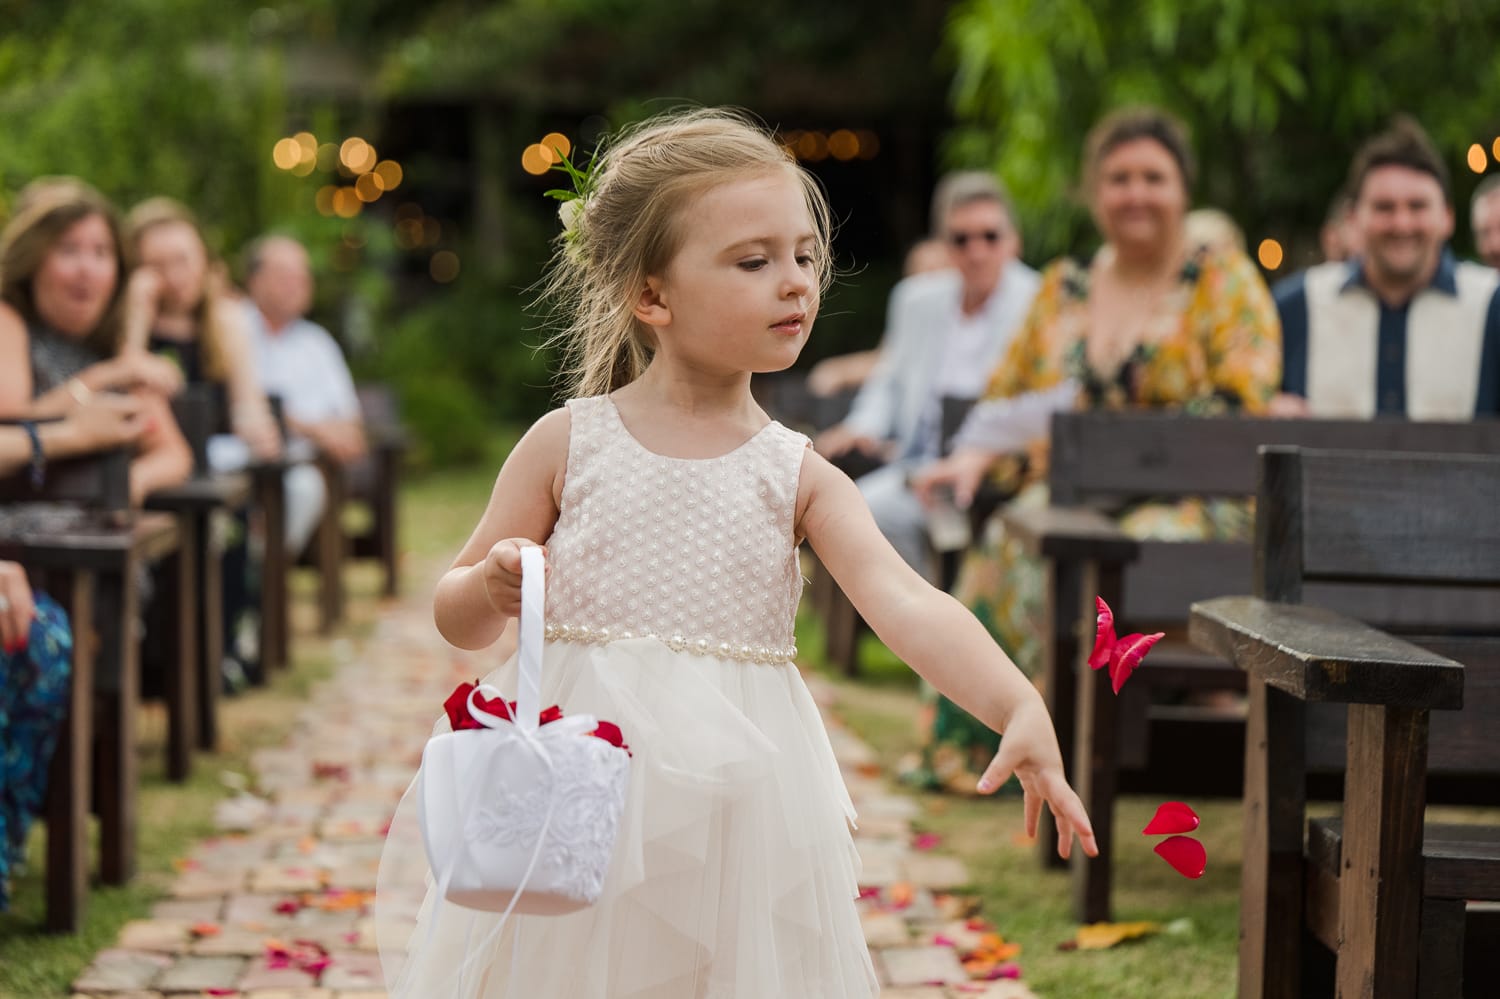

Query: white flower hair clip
544 146 599 249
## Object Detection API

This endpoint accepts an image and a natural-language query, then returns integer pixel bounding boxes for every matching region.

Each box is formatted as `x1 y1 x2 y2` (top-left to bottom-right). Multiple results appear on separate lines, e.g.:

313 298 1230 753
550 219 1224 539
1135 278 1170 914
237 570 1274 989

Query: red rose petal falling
1108 631 1164 693
1087 597 1116 670
1142 801 1201 836
1153 835 1207 879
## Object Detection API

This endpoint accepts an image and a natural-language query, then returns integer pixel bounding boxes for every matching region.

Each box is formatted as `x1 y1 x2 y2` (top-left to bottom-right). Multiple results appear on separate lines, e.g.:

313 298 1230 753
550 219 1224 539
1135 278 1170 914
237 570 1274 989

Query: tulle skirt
375 637 879 998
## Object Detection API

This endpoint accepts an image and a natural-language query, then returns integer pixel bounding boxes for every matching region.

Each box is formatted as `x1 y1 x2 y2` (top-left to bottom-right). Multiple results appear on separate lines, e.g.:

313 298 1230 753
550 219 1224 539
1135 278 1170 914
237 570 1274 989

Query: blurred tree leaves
946 0 1500 263
0 0 289 254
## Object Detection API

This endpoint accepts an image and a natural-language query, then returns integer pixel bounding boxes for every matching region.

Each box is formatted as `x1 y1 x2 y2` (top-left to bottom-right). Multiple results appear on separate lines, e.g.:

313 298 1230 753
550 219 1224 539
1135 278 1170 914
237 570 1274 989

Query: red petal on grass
1109 631 1164 693
912 832 942 851
1142 801 1201 836
1087 596 1117 670
1153 835 1207 879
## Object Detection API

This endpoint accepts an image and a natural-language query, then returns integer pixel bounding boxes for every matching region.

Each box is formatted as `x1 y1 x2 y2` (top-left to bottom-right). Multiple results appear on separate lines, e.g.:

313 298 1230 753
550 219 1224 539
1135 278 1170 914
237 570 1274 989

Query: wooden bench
1191 446 1500 998
0 447 178 930
1001 411 1500 922
145 385 251 751
347 384 408 599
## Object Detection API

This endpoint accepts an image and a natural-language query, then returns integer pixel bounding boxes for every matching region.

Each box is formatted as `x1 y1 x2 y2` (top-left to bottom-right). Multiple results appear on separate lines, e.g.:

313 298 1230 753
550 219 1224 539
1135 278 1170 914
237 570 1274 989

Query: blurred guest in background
123 197 280 467
815 172 1039 579
241 235 365 556
1275 117 1499 419
1319 187 1362 263
908 108 1280 790
805 234 955 398
1469 173 1500 270
0 178 190 505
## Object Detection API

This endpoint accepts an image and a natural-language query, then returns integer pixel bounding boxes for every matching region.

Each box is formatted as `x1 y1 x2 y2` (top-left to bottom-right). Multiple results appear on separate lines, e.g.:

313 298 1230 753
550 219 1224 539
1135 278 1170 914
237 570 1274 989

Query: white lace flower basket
418 546 631 915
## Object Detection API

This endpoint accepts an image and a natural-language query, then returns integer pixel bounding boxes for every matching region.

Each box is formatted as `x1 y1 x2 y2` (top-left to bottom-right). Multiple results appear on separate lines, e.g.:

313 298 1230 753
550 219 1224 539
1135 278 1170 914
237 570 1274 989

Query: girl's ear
633 275 671 329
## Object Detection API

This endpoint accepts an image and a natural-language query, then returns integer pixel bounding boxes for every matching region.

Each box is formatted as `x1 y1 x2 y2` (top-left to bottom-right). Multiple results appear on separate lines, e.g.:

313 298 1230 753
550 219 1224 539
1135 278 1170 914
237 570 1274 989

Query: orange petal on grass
1073 920 1162 950
190 921 222 938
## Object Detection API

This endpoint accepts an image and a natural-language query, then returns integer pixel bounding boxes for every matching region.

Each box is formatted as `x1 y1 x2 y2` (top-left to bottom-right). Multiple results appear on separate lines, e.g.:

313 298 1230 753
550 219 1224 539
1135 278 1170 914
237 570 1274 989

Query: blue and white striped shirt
1274 249 1500 419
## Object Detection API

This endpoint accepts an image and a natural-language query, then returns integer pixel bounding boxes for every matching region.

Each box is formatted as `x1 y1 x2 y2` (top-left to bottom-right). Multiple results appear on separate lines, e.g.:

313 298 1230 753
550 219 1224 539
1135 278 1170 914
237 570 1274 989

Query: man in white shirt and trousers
817 173 1040 580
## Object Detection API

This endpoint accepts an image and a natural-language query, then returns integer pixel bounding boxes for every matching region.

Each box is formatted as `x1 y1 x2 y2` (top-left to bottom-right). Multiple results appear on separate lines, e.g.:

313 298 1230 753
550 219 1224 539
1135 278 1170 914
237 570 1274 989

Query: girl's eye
739 259 768 271
796 254 816 267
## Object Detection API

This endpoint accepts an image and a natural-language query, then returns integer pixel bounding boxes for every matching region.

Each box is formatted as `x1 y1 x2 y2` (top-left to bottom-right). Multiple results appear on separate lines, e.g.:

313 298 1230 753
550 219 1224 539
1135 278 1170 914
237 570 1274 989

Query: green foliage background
945 0 1500 264
6 1 1500 466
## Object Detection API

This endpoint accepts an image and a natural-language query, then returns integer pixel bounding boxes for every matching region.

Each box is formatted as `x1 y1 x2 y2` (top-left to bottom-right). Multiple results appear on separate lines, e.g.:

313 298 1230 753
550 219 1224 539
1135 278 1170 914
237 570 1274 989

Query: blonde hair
125 196 230 383
540 107 833 398
0 177 129 356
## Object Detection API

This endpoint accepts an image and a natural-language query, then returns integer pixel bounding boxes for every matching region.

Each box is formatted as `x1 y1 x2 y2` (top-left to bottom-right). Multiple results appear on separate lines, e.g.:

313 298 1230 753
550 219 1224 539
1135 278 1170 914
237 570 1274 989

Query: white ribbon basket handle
409 543 632 995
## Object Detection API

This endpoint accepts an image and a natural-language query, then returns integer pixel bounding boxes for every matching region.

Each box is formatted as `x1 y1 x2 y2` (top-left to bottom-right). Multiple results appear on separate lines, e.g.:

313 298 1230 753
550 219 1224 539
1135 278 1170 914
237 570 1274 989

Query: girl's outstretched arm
434 407 570 650
796 450 1098 860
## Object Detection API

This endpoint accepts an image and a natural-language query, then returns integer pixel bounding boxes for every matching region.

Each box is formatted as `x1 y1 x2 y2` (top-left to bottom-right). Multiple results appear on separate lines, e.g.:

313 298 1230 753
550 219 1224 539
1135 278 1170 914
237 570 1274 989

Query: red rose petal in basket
592 720 632 755
443 681 480 730
1153 835 1207 879
1110 631 1165 694
1143 801 1201 836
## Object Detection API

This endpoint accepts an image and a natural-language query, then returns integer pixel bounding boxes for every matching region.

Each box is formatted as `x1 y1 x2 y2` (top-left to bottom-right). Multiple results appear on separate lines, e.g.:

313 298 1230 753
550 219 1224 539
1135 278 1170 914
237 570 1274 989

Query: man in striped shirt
1274 118 1500 419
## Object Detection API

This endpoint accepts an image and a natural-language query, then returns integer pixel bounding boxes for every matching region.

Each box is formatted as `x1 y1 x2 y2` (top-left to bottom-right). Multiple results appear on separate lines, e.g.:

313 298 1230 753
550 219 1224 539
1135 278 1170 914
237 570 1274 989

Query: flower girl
376 107 1096 997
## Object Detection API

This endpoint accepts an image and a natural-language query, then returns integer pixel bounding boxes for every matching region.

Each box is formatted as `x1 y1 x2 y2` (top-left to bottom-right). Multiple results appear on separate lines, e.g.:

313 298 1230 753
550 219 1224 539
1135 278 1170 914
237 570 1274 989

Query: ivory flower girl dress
376 395 880 997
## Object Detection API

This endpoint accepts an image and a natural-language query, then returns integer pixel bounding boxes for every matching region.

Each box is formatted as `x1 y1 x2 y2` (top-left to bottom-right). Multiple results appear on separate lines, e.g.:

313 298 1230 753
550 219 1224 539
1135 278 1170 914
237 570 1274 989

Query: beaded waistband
543 623 797 665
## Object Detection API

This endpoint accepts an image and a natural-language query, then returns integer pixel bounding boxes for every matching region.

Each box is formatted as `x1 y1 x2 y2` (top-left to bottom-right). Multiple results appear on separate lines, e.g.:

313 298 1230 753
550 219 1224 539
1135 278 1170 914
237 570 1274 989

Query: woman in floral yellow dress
905 107 1281 791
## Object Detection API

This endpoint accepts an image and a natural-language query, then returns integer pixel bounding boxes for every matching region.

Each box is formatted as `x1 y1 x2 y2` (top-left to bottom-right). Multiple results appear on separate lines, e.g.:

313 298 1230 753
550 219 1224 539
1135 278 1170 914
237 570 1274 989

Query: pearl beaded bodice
543 396 809 664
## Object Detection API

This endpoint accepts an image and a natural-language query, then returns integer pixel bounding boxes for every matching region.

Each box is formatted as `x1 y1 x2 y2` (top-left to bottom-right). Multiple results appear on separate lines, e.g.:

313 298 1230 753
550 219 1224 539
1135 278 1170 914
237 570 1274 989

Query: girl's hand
481 539 547 617
911 447 997 510
978 699 1099 860
0 560 37 655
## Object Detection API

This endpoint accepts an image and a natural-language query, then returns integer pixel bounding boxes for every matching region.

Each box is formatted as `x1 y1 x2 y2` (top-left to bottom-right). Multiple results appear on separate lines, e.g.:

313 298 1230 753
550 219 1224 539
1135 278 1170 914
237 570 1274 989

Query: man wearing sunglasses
816 172 1038 579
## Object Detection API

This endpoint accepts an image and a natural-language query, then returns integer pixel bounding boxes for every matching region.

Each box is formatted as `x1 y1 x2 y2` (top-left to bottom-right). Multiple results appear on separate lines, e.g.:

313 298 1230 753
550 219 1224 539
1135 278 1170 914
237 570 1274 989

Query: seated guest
122 197 280 466
1470 173 1500 270
805 235 956 397
124 198 282 689
0 558 70 913
814 172 1040 580
1320 188 1361 263
908 107 1280 791
0 178 191 504
240 235 366 556
1275 117 1500 419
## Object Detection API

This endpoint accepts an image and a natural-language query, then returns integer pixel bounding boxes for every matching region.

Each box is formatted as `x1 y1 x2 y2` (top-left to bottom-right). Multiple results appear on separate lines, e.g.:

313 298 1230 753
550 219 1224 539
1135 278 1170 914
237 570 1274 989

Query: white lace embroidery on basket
465 746 630 900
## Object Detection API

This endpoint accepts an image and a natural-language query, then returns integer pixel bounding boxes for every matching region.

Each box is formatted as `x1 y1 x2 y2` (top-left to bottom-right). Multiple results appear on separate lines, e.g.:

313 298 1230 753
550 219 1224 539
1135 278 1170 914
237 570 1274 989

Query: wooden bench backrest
0 434 131 512
1048 412 1500 628
1049 411 1500 504
1258 445 1500 778
169 383 225 478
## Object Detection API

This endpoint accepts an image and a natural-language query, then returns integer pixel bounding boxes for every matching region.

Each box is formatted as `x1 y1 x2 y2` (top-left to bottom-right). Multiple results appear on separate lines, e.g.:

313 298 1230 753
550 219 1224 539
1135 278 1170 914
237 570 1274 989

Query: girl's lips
771 313 805 334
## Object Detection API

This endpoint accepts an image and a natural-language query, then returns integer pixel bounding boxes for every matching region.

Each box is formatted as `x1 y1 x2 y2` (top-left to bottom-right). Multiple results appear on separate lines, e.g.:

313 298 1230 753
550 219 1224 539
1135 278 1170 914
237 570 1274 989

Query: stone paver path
70 577 1039 998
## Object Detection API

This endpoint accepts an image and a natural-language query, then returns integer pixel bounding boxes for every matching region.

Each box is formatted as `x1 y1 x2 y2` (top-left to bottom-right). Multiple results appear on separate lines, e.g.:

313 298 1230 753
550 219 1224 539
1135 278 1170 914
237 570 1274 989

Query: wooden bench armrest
1000 504 1140 562
1188 595 1463 709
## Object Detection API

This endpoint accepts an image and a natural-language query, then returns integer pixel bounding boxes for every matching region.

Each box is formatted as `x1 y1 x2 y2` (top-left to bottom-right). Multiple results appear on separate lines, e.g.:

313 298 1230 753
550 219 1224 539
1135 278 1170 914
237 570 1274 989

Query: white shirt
242 303 361 426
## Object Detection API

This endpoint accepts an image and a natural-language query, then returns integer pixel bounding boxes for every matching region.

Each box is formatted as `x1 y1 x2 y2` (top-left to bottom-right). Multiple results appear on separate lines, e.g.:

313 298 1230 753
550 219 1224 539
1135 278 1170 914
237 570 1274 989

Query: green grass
0 429 1235 997
0 637 344 998
799 606 1240 998
0 435 520 996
